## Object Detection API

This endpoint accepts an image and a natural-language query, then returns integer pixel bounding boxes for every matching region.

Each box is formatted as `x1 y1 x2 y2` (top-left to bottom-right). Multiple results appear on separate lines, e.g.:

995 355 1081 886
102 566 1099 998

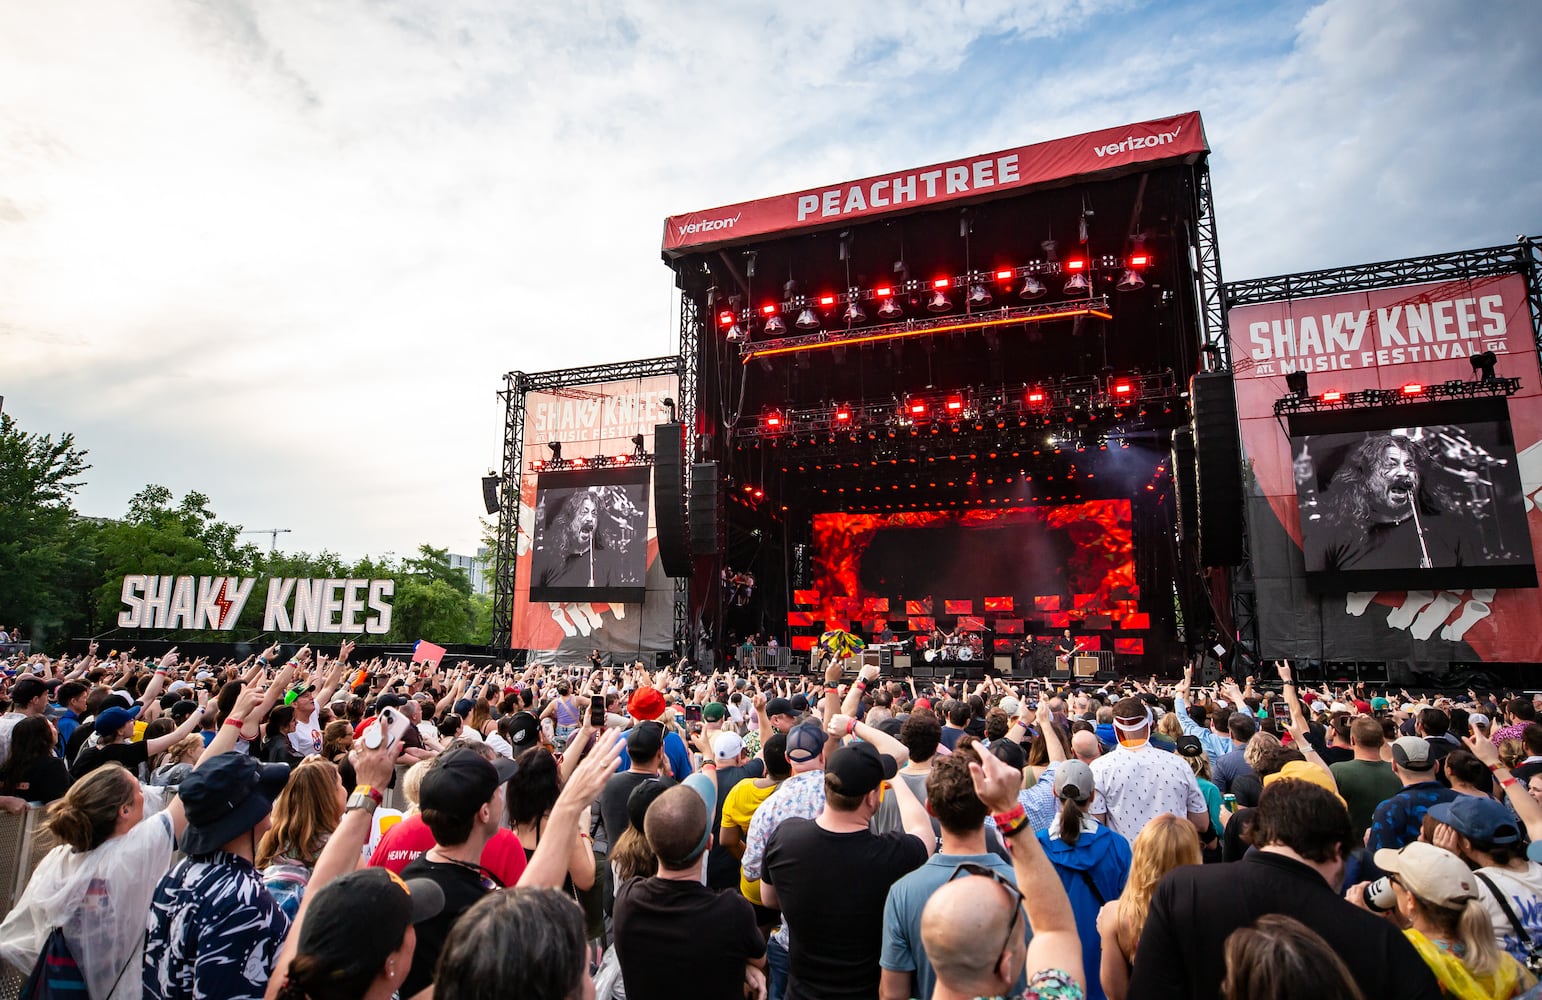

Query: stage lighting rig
1272 376 1521 415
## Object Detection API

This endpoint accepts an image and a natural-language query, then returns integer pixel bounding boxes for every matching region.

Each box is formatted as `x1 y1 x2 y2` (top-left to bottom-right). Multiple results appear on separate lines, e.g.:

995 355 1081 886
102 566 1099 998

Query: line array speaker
1170 426 1199 546
689 462 723 555
652 424 690 576
1190 371 1245 567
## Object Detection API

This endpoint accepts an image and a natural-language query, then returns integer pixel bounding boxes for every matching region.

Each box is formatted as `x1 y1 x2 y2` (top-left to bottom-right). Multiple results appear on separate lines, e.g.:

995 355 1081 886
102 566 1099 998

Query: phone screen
685 705 702 722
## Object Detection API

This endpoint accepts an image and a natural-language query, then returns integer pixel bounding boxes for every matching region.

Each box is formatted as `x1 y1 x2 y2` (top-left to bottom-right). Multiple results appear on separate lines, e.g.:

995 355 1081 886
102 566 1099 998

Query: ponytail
1058 794 1088 845
1456 897 1503 978
45 764 135 853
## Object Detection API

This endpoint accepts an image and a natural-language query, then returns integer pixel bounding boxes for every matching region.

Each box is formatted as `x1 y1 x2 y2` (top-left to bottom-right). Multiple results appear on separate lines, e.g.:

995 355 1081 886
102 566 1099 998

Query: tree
0 413 91 646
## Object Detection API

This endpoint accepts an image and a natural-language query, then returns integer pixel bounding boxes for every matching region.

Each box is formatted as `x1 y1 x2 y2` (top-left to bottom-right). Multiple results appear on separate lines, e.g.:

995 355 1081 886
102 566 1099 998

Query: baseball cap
1390 736 1434 770
1262 760 1345 803
765 697 794 718
702 702 726 723
1428 797 1521 846
711 731 744 761
784 722 826 764
1469 713 1491 728
285 681 316 706
94 704 141 737
453 698 475 717
790 694 811 714
626 721 664 759
505 711 539 750
1370 696 1391 712
1373 842 1478 908
914 698 933 712
628 687 666 722
419 747 518 818
1353 699 1373 715
297 868 444 981
1175 734 1205 759
1330 701 1351 714
825 743 898 797
998 696 1020 717
1053 760 1095 804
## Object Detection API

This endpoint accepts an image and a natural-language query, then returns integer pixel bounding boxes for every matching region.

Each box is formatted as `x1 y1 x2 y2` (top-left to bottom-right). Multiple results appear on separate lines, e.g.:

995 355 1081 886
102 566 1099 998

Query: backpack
19 928 89 1000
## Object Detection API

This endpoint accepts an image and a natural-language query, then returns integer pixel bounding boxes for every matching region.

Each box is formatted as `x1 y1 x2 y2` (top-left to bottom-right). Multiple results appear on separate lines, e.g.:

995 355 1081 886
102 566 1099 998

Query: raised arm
522 728 623 889
1466 733 1542 840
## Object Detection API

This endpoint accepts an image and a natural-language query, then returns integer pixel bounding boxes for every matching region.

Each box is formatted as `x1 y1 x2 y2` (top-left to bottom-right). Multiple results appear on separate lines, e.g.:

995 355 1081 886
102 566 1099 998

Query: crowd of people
0 641 1539 999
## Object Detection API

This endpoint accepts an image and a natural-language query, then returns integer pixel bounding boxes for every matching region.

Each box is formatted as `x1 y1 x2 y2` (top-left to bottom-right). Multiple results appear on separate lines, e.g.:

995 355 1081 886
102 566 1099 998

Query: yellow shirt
724 776 780 905
1403 928 1535 1000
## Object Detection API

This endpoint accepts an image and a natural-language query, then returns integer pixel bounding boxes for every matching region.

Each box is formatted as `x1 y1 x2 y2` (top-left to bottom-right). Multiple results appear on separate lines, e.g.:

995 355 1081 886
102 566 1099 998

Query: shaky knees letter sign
117 575 395 634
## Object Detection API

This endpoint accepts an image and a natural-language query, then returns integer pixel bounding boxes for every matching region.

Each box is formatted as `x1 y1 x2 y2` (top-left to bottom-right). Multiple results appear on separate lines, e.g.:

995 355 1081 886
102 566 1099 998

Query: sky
3 0 1539 563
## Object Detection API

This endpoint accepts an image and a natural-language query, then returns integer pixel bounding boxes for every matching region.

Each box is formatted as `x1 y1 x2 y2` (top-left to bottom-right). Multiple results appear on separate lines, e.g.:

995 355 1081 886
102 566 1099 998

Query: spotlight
1285 371 1309 397
876 292 903 319
795 307 820 330
547 441 562 461
717 309 737 328
1064 272 1090 295
1116 269 1145 292
1018 275 1046 300
631 433 646 456
764 314 787 336
967 284 992 307
662 397 676 422
927 288 952 312
843 301 867 324
1472 350 1498 381
725 323 746 343
763 409 784 430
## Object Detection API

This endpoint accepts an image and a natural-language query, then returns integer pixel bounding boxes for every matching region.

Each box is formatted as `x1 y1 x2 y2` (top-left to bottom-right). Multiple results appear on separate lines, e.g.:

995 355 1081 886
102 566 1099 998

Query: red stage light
572 457 586 467
1112 381 1133 396
531 460 544 470
743 484 753 492
765 411 783 428
614 454 629 464
995 269 1015 281
1128 253 1150 268
718 310 736 327
875 286 893 297
946 397 964 412
1064 258 1087 272
933 277 950 289
1401 382 1423 394
761 303 777 316
834 407 851 422
909 402 927 416
1321 390 1342 402
1026 389 1047 405
818 294 836 307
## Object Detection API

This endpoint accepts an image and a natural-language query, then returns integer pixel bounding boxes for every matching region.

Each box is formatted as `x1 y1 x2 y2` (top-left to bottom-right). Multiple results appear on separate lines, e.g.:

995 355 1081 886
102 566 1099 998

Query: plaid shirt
740 769 824 882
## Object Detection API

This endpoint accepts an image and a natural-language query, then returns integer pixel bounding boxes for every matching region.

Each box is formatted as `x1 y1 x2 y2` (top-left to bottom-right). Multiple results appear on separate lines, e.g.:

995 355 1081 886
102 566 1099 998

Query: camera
1362 877 1397 913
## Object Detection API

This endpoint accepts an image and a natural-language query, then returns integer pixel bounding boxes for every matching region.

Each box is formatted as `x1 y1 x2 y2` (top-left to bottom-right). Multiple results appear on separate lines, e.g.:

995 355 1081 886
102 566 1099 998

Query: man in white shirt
0 678 49 764
1089 697 1210 837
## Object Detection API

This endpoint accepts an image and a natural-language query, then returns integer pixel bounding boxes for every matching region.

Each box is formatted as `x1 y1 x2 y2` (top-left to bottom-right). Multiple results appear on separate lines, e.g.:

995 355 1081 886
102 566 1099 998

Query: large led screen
1290 397 1535 593
810 501 1134 625
529 466 651 604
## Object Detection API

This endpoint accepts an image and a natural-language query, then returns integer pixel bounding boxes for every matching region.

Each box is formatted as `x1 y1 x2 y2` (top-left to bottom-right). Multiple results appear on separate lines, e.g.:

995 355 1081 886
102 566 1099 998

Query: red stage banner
1079 636 1103 651
957 616 986 631
869 618 887 633
984 596 1014 612
994 638 1015 652
793 589 819 606
791 636 816 652
1034 595 1061 612
663 112 1207 256
906 599 933 615
1084 614 1113 630
1047 612 1071 628
909 616 935 632
944 599 973 615
862 597 890 614
1121 612 1151 630
1230 272 1542 664
787 611 815 627
995 618 1024 634
1115 638 1145 655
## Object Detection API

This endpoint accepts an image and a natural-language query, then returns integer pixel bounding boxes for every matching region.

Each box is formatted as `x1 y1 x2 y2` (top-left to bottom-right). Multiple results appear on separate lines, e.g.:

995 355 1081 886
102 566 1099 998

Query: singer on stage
1303 433 1470 572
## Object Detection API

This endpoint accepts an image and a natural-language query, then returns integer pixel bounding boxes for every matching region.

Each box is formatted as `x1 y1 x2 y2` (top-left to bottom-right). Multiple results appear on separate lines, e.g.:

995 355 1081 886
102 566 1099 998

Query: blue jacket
1038 820 1132 1000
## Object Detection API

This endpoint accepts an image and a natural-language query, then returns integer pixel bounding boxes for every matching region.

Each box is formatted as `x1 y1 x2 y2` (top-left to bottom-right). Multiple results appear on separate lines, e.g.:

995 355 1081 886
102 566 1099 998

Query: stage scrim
1229 264 1542 664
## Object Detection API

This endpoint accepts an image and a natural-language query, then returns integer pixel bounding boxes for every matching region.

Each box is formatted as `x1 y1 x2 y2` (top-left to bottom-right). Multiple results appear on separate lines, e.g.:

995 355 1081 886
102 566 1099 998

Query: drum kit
923 634 985 662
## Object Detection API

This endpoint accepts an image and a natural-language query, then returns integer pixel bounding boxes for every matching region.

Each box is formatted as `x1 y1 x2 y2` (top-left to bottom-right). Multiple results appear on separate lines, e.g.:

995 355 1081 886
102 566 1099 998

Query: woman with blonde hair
150 733 205 788
257 758 345 918
1095 812 1203 1000
1350 842 1534 999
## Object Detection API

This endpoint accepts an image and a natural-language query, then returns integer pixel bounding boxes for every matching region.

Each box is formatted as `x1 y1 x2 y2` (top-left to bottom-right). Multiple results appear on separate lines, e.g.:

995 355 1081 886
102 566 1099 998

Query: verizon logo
677 213 741 237
1093 127 1182 158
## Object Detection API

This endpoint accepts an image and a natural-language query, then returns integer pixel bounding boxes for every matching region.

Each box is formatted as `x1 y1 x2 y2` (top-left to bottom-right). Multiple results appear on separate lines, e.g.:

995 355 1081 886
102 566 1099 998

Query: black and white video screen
529 467 650 604
1290 397 1536 593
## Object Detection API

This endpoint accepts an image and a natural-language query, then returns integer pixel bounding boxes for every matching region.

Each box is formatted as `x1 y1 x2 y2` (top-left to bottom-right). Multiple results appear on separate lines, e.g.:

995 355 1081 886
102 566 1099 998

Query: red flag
413 640 446 667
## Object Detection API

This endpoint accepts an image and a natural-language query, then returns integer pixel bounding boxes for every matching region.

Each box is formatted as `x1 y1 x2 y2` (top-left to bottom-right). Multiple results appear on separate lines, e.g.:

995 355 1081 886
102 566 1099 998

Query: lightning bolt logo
212 578 235 630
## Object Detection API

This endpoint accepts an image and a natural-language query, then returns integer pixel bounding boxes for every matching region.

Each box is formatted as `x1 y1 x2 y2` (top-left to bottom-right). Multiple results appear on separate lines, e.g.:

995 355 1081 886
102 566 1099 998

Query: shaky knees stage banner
1229 273 1542 664
510 374 678 659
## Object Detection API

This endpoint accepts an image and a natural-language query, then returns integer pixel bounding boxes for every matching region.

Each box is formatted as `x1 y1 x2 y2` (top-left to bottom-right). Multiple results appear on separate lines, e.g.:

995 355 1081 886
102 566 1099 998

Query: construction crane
243 528 292 551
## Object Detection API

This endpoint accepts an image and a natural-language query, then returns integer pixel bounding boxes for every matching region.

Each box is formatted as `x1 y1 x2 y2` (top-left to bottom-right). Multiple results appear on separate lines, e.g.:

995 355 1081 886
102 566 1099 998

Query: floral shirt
144 852 289 1000
740 769 824 882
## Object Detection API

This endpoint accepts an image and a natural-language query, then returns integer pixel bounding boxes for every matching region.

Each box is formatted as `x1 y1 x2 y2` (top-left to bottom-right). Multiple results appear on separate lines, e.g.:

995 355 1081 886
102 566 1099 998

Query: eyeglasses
948 862 1024 969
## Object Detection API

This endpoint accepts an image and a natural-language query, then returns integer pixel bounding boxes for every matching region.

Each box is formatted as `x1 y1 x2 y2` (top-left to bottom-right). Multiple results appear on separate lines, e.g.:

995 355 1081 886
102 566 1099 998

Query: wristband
354 785 384 805
224 717 244 728
1502 776 1518 788
992 804 1029 839
855 680 867 691
1488 762 1505 773
846 718 857 736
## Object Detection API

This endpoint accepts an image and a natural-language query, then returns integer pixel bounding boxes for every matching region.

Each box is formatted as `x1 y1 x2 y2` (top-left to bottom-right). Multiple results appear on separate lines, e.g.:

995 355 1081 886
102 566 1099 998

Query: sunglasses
948 862 1024 968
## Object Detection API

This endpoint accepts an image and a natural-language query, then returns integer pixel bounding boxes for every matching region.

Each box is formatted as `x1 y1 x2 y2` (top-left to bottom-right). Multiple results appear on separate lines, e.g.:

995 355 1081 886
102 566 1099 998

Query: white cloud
1 0 1538 559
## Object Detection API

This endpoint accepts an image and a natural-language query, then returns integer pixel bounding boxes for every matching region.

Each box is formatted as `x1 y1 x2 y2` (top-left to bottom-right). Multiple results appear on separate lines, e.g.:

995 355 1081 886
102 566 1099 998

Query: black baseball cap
766 697 794 718
419 748 518 818
296 868 444 980
825 743 898 797
627 721 665 759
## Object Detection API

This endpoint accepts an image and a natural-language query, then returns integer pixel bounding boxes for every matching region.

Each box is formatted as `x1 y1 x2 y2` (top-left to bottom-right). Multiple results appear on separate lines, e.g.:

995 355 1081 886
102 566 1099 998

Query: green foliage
0 412 491 651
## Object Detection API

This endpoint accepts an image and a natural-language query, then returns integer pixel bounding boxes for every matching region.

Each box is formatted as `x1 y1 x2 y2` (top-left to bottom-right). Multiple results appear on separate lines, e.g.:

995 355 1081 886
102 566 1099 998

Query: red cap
628 686 666 722
1301 691 1318 704
914 698 932 712
1353 699 1373 715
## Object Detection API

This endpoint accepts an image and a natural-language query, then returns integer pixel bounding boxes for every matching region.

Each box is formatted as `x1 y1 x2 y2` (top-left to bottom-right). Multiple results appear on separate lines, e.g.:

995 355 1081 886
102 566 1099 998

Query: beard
1367 473 1417 521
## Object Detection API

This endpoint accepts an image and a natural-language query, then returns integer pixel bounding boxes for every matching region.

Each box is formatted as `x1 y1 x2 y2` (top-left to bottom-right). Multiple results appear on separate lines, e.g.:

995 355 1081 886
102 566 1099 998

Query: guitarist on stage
1056 628 1082 669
